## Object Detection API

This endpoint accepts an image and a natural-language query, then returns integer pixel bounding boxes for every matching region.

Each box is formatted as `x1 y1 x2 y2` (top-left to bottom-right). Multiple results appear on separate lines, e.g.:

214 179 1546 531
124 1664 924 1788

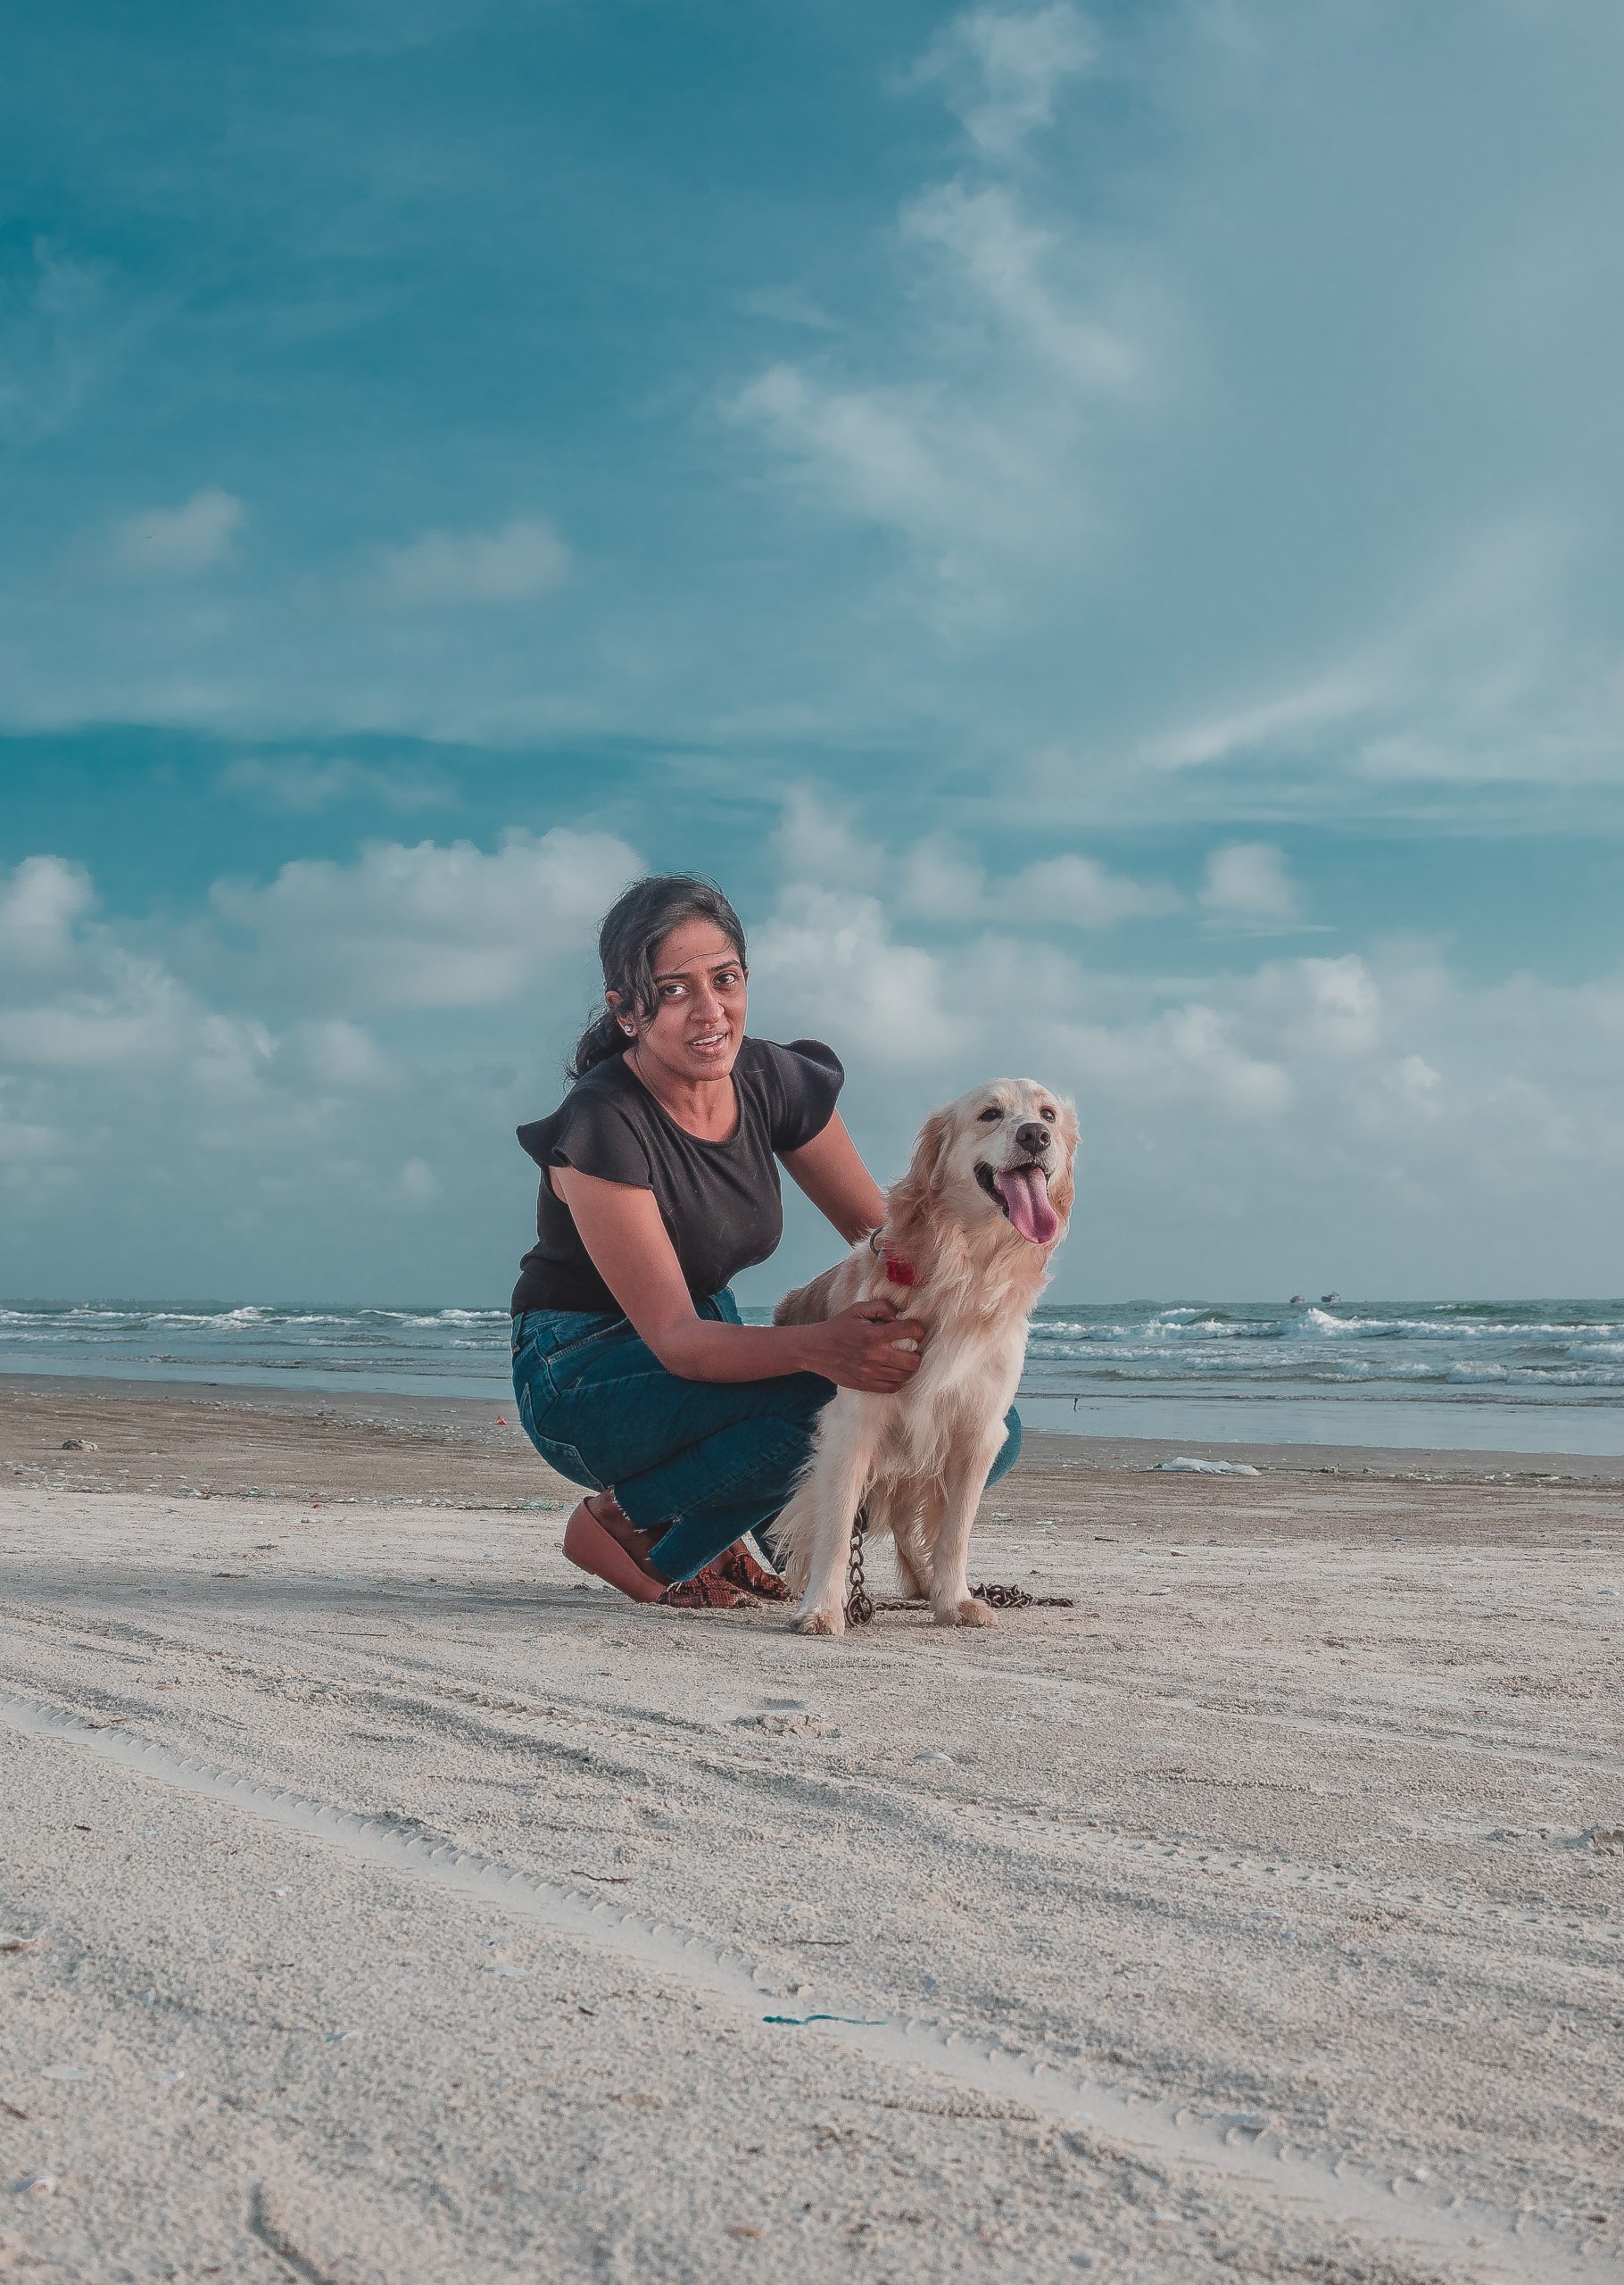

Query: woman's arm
779 1111 887 1244
550 1166 922 1391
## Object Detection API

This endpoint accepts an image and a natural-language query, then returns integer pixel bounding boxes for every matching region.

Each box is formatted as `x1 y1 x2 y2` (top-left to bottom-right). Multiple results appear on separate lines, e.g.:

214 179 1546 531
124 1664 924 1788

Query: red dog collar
871 1234 916 1287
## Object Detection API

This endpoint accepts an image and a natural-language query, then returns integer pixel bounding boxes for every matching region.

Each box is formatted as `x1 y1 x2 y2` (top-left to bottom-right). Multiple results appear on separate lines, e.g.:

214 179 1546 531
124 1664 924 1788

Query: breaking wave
2 1296 1621 1407
1021 1299 1624 1399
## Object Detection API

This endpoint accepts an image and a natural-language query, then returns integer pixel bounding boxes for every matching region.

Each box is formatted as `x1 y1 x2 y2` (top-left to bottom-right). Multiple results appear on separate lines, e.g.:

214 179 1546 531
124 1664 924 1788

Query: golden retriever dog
772 1077 1078 1637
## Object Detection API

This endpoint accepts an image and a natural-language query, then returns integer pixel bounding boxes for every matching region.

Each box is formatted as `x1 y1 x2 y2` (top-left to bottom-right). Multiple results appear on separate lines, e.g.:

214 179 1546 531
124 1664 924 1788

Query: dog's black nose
1015 1120 1051 1158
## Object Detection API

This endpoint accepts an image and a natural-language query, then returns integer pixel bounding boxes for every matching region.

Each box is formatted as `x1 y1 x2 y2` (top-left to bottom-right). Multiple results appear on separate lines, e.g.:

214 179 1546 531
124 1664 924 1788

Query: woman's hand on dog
809 1300 926 1392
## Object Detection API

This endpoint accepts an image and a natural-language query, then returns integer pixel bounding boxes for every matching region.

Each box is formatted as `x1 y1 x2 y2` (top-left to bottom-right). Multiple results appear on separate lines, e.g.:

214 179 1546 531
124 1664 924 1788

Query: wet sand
2 1380 1621 2282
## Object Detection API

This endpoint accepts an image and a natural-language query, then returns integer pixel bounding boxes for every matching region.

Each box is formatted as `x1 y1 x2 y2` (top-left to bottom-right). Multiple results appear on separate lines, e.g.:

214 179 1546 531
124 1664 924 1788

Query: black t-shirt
510 1036 843 1315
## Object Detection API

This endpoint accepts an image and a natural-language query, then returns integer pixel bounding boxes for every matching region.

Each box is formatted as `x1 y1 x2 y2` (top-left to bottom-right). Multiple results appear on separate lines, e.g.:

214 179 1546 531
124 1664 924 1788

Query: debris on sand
1150 1457 1261 1476
763 2012 886 2027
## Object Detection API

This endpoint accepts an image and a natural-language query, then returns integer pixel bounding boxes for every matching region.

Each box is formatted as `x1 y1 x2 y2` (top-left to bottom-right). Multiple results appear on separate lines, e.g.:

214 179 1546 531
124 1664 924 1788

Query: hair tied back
568 874 748 1080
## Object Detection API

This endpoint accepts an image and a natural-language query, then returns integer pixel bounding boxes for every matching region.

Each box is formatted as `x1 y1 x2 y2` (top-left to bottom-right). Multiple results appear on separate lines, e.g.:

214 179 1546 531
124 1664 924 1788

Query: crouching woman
509 873 1019 1608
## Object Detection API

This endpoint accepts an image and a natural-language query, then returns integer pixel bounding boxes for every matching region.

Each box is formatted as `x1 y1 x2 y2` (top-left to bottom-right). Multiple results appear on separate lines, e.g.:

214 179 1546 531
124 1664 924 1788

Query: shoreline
8 1354 1623 1465
4 1369 1623 1488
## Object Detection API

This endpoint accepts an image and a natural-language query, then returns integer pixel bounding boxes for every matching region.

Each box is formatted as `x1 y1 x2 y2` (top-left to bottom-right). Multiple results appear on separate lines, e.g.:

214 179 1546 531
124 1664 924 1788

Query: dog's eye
1040 1107 1057 1124
978 1107 1002 1124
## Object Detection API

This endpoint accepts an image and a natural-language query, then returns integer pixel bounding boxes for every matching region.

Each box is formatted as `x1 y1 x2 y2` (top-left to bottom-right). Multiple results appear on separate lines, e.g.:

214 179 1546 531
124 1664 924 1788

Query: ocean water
4 1297 1622 1456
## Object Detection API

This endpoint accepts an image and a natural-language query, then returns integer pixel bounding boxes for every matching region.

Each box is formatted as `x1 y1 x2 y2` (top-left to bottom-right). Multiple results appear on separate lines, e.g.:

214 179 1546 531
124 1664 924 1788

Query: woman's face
619 918 748 1086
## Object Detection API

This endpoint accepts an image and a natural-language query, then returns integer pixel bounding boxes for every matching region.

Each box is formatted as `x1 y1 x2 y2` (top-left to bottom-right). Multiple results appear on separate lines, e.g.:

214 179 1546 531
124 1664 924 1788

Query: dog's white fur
771 1077 1079 1638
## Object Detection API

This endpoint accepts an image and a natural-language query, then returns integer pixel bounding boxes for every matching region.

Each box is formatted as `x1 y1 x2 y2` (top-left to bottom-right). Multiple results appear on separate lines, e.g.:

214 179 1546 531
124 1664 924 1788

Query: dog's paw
934 1594 996 1628
794 1604 846 1638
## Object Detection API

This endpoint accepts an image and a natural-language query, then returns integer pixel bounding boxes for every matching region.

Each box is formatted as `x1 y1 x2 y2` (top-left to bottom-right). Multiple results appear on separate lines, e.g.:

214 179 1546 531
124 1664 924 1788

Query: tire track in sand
4 1599 1617 1959
2 1688 1612 2285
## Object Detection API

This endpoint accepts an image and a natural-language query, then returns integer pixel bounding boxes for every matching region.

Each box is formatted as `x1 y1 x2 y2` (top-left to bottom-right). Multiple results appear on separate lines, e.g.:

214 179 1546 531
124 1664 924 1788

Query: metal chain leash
843 1501 1073 1621
843 1503 874 1628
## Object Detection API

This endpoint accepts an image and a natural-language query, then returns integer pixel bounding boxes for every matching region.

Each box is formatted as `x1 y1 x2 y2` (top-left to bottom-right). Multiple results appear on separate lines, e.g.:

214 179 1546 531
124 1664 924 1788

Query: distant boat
1289 1292 1306 1306
1321 1291 1340 1306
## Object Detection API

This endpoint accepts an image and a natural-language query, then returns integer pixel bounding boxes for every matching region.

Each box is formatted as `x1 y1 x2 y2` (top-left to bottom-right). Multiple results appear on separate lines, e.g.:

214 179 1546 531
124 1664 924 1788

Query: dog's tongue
996 1165 1059 1245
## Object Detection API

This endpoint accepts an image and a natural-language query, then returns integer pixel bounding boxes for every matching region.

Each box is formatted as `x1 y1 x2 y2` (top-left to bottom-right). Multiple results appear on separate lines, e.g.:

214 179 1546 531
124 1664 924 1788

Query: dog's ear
916 1105 956 1184
887 1103 955 1232
1046 1099 1081 1226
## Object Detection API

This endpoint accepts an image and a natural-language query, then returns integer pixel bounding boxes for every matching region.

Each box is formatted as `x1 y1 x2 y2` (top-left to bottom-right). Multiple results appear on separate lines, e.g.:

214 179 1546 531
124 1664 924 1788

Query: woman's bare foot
569 1502 779 1608
584 1490 668 1585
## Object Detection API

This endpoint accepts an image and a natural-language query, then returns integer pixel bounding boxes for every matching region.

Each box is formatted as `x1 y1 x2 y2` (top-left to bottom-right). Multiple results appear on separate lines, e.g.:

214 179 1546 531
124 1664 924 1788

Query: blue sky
3 0 1622 1303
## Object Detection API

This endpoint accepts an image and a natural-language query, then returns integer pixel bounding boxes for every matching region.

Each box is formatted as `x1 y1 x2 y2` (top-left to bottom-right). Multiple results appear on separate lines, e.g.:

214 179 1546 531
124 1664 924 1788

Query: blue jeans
510 1291 1023 1584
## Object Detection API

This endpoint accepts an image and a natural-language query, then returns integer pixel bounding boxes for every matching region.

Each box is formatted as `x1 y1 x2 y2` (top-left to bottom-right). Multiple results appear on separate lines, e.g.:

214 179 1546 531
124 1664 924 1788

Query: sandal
710 1542 791 1600
659 1561 756 1610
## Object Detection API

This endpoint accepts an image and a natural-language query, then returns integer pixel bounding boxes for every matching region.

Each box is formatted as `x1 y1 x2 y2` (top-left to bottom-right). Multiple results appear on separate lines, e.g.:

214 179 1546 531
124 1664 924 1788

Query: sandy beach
2 1379 1620 2283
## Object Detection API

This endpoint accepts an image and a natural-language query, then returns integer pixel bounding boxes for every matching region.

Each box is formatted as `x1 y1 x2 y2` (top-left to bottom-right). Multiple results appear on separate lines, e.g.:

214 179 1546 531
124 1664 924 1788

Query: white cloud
1198 842 1303 928
743 285 841 333
279 1018 398 1093
770 785 883 893
1152 1001 1294 1119
0 238 119 441
1244 952 1381 1059
756 801 1286 1132
901 842 1182 928
398 1155 439 1207
1385 1052 1443 1118
896 836 988 920
1148 667 1383 773
106 489 244 578
773 794 1178 930
752 880 1296 1142
0 1110 58 1164
0 855 96 968
1137 517 1621 797
1288 955 1380 1056
4 833 1623 1296
751 885 960 1068
189 1010 275 1101
752 893 1624 1272
913 4 1096 159
1007 852 1181 928
733 366 993 559
0 4 1615 832
376 516 572 606
903 184 1143 393
731 19 1155 613
0 861 279 1103
729 334 1119 614
725 9 1624 810
211 826 640 1011
220 755 454 812
0 950 193 1072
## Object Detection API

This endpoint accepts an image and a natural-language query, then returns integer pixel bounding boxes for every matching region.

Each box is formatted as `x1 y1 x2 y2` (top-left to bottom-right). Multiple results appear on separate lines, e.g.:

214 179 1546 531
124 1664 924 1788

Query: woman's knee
705 1411 824 1511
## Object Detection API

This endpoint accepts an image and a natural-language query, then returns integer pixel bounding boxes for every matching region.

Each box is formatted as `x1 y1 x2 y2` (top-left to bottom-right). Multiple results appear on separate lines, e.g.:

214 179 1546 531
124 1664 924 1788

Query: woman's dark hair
568 874 748 1079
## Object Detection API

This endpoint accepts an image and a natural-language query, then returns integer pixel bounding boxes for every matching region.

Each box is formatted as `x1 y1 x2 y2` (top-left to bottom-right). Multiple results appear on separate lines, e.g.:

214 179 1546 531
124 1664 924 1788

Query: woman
510 874 1021 1608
